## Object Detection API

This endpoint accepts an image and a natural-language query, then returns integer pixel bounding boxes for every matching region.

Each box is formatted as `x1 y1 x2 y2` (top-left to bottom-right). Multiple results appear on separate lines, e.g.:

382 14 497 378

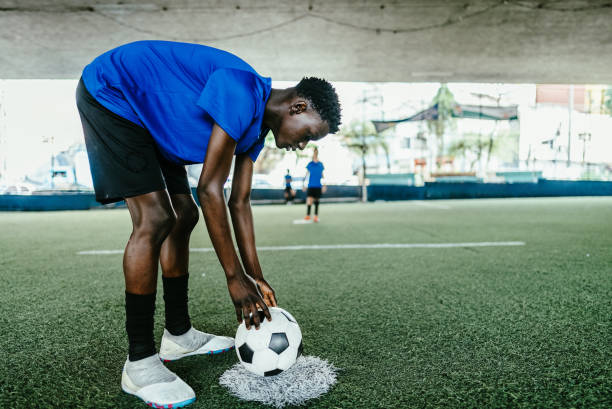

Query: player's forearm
198 186 243 279
228 199 264 281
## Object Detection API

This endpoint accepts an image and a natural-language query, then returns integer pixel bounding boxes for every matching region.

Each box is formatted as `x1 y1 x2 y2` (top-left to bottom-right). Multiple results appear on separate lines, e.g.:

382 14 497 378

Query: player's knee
135 208 176 244
176 201 199 232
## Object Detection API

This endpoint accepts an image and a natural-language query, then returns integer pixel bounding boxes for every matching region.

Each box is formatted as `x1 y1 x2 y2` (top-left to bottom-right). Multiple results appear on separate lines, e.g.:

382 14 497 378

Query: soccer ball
235 306 303 376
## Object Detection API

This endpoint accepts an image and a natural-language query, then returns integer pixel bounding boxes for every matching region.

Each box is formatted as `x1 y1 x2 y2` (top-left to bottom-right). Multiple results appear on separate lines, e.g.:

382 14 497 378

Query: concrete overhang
1 0 611 83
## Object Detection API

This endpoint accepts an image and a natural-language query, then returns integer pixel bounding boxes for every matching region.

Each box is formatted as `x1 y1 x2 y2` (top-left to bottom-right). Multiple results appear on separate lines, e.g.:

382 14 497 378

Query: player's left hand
256 278 278 307
322 185 328 193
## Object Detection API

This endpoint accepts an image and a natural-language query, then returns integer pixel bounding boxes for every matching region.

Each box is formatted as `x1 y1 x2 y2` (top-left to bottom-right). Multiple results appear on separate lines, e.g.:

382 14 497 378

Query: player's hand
302 186 307 192
227 273 271 330
322 185 327 193
256 278 278 307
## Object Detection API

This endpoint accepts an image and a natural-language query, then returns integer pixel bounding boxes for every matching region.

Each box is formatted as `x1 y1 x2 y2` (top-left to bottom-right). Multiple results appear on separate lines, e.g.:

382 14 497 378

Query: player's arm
321 171 327 193
229 154 278 308
197 124 271 329
302 171 309 191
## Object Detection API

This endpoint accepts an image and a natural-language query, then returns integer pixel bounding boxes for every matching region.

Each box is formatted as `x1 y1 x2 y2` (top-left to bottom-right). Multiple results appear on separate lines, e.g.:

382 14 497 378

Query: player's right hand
227 273 271 330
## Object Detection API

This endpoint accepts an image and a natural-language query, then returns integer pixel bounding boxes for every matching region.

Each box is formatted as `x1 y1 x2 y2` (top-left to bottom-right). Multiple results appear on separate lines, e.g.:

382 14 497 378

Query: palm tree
426 84 457 168
340 120 388 200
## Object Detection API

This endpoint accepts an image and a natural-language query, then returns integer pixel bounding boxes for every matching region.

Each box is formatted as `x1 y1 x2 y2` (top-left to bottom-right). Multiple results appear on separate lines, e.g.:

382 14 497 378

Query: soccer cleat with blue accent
121 354 196 408
159 327 235 362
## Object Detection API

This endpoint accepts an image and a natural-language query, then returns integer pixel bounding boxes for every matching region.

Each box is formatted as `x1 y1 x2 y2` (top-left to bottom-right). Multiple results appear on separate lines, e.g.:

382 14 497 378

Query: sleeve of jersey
197 69 257 142
246 138 266 162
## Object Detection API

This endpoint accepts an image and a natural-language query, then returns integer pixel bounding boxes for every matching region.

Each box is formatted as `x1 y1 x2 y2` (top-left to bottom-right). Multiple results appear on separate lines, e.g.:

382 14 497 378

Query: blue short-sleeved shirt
81 40 272 164
306 161 324 188
285 174 292 188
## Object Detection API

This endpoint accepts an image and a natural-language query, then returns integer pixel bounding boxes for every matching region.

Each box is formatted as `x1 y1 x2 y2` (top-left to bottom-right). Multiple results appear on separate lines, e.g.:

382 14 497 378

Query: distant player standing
283 169 295 204
303 147 326 222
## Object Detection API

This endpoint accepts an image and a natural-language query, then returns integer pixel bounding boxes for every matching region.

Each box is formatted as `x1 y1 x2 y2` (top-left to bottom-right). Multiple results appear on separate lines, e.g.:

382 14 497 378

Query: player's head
272 77 341 151
312 146 319 161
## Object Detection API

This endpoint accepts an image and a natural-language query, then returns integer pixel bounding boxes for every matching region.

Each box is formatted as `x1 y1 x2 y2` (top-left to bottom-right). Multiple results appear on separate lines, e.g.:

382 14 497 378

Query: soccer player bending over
303 147 326 222
76 40 341 408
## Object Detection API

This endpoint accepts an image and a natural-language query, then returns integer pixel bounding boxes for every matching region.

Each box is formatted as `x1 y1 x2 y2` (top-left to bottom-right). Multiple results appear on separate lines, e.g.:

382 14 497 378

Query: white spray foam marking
292 219 314 224
77 241 525 255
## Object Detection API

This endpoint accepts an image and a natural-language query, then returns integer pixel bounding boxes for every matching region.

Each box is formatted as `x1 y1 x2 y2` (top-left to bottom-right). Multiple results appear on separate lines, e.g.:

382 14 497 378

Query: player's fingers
249 302 261 329
266 291 277 307
256 300 272 321
264 291 276 307
259 299 272 321
242 306 251 330
235 306 242 324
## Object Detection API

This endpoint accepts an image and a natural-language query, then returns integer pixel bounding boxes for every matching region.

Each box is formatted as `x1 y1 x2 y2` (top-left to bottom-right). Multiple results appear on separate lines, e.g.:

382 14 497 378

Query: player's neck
263 88 293 134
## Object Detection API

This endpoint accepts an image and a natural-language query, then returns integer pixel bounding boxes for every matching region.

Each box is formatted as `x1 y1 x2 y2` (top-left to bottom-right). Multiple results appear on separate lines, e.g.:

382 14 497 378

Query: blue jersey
285 174 292 188
81 41 272 164
306 161 324 188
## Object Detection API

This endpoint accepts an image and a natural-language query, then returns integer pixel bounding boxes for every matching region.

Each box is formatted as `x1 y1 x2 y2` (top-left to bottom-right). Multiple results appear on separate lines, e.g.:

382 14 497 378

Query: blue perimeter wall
1 180 612 211
366 179 612 201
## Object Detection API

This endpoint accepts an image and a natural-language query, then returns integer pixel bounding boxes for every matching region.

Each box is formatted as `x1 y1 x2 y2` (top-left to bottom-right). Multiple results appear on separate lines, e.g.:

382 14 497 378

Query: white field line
411 201 451 210
77 241 525 255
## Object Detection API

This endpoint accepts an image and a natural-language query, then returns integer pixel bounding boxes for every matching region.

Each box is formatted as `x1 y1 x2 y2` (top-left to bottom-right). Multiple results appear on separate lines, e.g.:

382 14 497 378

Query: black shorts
76 78 191 204
306 187 322 199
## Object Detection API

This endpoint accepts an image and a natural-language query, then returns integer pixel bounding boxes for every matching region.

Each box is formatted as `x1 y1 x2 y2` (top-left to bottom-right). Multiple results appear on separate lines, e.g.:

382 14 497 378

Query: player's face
274 101 329 151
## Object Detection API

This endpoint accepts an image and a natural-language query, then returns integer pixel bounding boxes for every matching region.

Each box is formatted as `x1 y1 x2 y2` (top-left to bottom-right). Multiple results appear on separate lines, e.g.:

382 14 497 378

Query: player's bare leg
304 196 314 220
159 194 199 279
121 191 196 408
124 191 176 294
158 193 234 362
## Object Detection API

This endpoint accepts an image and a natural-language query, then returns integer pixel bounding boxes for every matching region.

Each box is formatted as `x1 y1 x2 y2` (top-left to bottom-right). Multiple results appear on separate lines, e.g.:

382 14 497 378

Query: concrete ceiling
1 0 612 83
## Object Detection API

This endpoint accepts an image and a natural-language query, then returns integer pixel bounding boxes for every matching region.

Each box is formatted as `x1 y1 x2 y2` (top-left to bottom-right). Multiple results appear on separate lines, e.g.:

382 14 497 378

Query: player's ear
289 101 307 115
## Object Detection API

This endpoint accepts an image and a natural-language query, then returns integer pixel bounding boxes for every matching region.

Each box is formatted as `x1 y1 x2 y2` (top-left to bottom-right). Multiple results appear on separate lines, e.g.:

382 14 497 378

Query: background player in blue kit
75 40 340 408
303 147 326 222
284 169 295 204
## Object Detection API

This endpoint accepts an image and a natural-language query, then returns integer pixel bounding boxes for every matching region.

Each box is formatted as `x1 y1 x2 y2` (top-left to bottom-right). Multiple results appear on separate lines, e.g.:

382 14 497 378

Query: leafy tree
604 87 612 115
253 131 285 174
447 129 519 172
294 143 317 166
446 133 487 172
426 84 457 165
340 120 388 199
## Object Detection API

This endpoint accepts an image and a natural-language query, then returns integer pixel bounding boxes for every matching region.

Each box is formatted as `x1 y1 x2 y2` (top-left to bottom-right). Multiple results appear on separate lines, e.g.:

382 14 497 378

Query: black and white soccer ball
235 306 303 376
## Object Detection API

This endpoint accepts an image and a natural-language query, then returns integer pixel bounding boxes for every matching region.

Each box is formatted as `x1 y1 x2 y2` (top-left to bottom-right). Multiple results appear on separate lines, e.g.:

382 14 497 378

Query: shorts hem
96 185 167 205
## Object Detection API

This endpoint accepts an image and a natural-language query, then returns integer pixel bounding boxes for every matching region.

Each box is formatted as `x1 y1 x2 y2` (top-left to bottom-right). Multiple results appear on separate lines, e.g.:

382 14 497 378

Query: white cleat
121 354 195 408
159 327 235 362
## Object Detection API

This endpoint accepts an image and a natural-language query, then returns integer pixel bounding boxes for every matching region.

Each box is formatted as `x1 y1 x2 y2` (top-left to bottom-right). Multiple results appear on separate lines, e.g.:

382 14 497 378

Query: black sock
314 201 319 215
125 292 156 361
162 274 192 336
307 204 311 215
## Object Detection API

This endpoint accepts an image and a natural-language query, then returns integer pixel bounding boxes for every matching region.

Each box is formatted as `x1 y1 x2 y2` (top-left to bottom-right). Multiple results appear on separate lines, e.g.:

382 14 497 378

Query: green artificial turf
0 197 610 408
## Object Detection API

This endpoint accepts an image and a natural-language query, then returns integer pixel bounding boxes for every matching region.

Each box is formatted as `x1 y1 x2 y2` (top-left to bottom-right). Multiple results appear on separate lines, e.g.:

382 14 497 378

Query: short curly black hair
295 77 342 134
